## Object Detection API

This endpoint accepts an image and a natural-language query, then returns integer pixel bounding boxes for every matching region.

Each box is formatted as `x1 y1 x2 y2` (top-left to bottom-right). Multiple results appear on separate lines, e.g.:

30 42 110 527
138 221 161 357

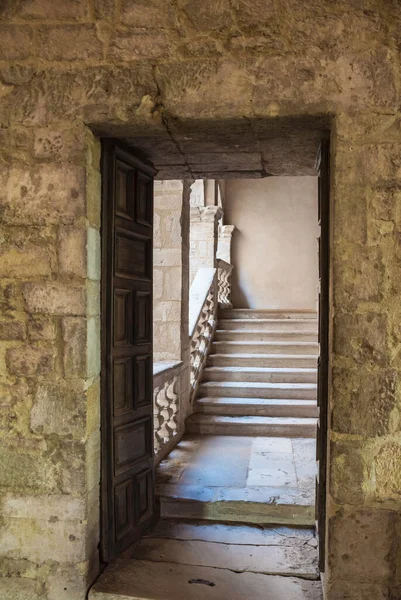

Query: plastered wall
225 177 319 309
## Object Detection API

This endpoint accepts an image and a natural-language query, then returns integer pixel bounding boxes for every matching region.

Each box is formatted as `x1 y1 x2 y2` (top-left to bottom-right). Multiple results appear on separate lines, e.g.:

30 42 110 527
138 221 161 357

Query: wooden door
101 140 156 562
315 139 330 572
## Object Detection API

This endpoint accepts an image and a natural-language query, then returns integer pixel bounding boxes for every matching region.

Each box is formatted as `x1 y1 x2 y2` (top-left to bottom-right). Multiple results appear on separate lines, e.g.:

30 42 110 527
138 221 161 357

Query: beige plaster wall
225 177 319 309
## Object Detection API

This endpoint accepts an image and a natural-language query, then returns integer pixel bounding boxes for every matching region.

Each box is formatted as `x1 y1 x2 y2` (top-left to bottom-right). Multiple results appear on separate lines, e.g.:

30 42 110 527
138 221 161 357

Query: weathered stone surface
58 227 86 279
0 25 34 60
34 126 86 163
23 282 85 315
62 317 86 377
333 312 387 366
1 166 85 225
31 380 85 437
331 368 399 437
0 577 41 600
38 25 104 61
374 443 401 499
27 315 57 341
120 0 175 28
6 345 55 377
330 441 366 505
112 31 170 61
328 509 396 583
17 0 89 20
0 244 52 278
0 320 25 341
0 438 60 493
333 245 384 308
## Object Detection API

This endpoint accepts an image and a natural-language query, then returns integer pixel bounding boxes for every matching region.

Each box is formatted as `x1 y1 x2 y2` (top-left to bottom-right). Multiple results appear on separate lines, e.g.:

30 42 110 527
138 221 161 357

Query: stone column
217 224 236 263
0 126 101 599
189 205 223 285
326 112 401 600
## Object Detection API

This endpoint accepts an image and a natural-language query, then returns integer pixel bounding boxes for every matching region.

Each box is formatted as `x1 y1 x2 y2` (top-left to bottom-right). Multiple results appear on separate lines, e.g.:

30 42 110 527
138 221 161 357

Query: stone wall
0 1 401 599
0 125 102 599
153 180 185 361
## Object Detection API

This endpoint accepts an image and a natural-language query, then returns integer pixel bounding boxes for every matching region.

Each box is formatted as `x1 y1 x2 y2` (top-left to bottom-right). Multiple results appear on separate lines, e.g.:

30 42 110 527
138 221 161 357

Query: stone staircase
186 309 318 437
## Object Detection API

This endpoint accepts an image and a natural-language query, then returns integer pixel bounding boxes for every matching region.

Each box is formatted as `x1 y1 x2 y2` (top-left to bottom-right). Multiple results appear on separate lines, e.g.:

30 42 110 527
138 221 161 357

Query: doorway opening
95 120 330 600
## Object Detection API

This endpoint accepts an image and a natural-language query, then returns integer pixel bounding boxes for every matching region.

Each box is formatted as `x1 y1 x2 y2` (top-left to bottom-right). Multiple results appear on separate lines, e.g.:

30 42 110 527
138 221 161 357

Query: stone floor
90 436 321 599
156 435 316 526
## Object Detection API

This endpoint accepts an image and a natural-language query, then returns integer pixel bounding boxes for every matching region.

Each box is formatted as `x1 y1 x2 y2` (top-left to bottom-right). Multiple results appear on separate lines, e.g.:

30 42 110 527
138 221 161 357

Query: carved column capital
190 206 223 223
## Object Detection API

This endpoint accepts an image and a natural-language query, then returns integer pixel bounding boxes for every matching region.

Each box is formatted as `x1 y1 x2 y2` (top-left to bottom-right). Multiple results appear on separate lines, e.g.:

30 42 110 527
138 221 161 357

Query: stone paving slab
133 537 319 579
89 559 323 600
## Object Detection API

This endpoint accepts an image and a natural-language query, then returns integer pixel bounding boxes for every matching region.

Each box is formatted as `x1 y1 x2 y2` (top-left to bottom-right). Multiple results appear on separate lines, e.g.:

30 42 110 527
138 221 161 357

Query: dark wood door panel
315 139 330 573
101 140 156 562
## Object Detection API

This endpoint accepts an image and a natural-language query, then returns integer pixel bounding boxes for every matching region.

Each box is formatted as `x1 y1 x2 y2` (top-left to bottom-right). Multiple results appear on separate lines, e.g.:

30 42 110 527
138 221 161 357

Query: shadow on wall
231 228 254 308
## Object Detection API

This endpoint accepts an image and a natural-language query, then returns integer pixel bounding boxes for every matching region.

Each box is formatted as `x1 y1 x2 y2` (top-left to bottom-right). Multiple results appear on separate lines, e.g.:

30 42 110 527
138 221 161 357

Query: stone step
133 533 319 580
220 308 318 321
208 353 318 368
198 381 317 399
214 329 318 342
185 414 317 437
89 557 322 600
144 518 317 548
202 366 317 383
218 318 318 332
195 397 318 417
212 340 319 355
157 482 315 526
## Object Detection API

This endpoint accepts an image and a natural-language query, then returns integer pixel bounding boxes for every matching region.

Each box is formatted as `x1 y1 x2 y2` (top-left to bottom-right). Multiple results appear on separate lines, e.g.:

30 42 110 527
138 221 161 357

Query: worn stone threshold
89 559 322 600
157 484 314 526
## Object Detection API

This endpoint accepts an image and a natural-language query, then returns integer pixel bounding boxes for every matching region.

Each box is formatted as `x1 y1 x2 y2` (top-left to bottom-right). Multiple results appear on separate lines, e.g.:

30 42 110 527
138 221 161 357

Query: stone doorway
95 119 328 597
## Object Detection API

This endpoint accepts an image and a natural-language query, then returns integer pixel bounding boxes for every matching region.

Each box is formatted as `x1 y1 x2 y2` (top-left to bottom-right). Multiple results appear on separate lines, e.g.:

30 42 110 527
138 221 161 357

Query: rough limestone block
17 0 89 20
329 440 366 505
333 312 387 367
328 509 396 583
31 379 86 437
1 165 85 225
0 245 52 278
34 126 87 163
23 282 85 316
112 31 169 61
0 577 41 600
163 267 182 301
0 438 60 493
6 345 55 377
62 317 87 377
120 0 175 28
58 227 87 279
374 443 401 499
27 316 57 341
331 367 398 437
0 320 25 341
0 25 34 61
37 25 104 61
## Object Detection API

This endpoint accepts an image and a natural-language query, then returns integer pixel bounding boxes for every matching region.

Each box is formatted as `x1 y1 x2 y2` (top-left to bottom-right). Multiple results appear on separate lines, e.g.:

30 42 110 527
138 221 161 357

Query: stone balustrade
153 360 183 464
189 267 218 403
217 258 234 308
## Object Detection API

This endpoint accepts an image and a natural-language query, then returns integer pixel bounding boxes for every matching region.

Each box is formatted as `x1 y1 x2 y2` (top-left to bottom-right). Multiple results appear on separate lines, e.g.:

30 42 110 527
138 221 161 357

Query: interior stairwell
90 309 322 600
187 308 318 436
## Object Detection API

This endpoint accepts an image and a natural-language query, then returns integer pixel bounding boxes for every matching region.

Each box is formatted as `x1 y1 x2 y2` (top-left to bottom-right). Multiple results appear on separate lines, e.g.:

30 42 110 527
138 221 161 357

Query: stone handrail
153 360 183 464
217 258 234 308
189 267 218 403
